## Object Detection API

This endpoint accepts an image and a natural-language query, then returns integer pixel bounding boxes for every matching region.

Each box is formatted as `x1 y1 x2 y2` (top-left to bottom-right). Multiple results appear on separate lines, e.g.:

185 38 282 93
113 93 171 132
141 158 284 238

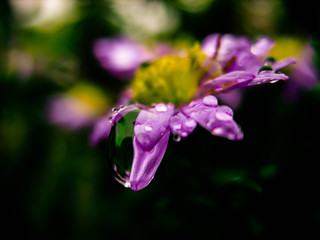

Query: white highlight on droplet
155 103 167 112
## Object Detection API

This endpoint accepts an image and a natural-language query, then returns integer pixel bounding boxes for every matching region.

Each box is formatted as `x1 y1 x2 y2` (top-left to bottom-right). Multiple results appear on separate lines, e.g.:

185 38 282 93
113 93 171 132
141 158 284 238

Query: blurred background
1 0 320 239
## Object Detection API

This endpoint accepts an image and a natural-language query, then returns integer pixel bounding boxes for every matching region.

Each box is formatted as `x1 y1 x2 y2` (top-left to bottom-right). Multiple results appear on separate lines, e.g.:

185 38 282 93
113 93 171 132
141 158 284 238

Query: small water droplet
181 132 188 137
173 134 181 142
216 112 232 121
202 95 217 107
212 127 224 135
270 80 279 83
145 125 153 131
112 107 119 114
155 103 167 112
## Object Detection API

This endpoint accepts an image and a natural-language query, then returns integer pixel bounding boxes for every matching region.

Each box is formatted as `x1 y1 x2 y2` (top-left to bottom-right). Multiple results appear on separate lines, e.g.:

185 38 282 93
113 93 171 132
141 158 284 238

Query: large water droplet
202 95 217 107
108 108 141 187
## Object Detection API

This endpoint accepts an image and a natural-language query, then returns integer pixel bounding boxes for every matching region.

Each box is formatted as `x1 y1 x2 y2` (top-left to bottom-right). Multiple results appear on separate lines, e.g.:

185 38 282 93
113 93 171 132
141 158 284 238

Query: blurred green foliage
1 0 320 239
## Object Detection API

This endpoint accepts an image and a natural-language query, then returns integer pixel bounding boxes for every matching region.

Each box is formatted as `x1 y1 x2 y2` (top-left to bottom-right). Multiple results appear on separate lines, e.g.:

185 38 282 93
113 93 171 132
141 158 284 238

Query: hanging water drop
108 108 141 188
173 134 181 142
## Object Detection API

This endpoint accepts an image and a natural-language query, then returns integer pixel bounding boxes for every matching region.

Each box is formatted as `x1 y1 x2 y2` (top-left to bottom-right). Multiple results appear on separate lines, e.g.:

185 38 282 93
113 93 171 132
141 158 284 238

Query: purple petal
169 112 197 138
196 71 255 96
251 37 275 56
249 70 289 86
182 96 243 140
134 103 174 151
272 58 296 71
202 33 221 57
130 129 170 191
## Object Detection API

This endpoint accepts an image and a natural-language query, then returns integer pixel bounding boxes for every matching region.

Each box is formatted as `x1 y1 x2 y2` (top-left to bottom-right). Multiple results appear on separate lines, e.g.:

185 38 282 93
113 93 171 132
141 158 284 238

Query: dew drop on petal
112 107 119 114
181 132 188 137
145 125 153 131
202 95 218 107
212 127 224 135
155 103 168 112
215 111 233 121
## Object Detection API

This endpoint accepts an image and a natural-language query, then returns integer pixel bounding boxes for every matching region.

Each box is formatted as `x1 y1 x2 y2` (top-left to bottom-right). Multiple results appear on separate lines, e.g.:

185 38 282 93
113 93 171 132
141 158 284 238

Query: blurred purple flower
93 36 176 79
285 45 318 100
93 37 148 79
48 83 108 130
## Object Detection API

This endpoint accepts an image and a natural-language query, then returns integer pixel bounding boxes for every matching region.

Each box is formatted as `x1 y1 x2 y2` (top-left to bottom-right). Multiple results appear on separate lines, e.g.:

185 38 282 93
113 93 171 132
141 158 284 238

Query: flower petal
134 103 174 151
249 70 289 86
271 58 296 71
182 96 243 140
130 129 170 191
251 37 275 56
196 71 255 96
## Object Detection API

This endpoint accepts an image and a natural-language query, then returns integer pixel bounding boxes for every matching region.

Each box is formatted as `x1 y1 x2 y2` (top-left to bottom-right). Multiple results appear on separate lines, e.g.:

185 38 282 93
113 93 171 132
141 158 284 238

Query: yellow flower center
131 44 220 106
270 37 304 61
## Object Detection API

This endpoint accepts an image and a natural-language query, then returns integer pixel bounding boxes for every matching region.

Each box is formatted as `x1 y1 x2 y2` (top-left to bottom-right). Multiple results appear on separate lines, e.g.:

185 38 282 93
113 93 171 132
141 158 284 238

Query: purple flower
96 34 294 191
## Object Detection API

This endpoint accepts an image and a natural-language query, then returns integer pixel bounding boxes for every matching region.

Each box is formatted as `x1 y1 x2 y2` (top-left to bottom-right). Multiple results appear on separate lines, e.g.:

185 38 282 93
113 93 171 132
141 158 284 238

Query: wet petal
130 129 170 191
169 112 197 138
196 71 255 96
182 96 243 140
249 70 289 86
134 103 174 151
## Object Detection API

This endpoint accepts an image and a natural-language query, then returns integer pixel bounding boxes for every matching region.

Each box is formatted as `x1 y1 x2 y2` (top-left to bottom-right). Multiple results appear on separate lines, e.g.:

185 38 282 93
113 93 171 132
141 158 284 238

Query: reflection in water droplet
145 125 153 131
108 109 141 188
112 107 119 115
173 134 181 142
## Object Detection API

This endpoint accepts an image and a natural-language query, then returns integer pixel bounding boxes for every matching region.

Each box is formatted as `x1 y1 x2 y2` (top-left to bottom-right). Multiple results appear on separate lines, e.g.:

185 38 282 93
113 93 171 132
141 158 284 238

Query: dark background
1 0 320 239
